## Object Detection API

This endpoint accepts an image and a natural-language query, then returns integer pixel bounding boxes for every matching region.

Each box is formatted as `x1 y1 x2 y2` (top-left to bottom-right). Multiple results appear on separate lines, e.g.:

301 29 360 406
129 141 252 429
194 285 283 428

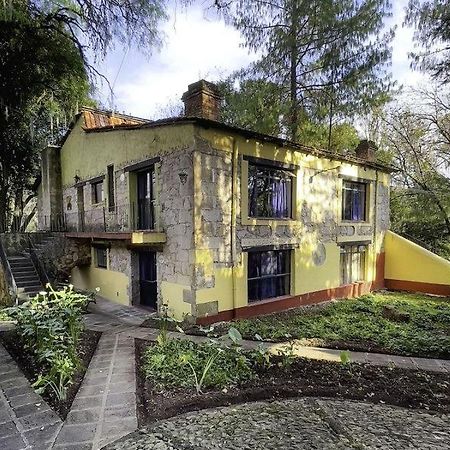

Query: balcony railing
40 200 156 233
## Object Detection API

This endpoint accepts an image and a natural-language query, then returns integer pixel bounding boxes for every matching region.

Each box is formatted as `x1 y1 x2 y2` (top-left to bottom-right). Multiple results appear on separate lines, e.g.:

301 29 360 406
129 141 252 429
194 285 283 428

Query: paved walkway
86 297 450 373
104 397 450 450
0 297 449 449
0 344 62 449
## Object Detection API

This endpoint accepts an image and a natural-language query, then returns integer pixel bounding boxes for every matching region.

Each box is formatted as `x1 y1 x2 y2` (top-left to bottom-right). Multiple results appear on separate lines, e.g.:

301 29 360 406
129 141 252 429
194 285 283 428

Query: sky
94 0 428 119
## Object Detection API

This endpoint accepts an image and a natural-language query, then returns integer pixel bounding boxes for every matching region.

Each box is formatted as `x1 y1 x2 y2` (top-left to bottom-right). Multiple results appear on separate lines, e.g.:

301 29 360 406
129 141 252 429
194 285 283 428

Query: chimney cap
181 79 222 101
355 139 377 162
181 79 223 121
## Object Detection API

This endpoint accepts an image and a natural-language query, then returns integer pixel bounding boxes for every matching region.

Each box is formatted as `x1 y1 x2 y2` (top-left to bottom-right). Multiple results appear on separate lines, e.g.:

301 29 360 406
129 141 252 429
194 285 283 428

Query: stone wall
0 263 11 307
33 235 91 283
192 135 391 302
157 147 195 288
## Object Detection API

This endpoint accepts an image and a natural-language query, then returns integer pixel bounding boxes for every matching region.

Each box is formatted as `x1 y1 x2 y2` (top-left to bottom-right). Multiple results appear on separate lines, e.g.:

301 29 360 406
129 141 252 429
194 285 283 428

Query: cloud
95 5 256 118
93 0 430 118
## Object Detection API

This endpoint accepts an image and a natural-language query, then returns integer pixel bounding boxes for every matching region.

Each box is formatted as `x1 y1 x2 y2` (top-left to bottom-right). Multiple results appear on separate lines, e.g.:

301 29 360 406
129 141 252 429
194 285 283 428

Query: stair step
11 267 36 275
15 274 41 282
16 280 42 288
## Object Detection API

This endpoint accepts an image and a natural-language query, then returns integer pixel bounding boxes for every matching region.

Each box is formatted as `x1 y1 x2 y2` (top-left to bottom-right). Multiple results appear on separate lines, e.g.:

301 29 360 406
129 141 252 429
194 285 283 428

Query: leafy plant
6 284 91 400
275 341 296 368
180 348 224 394
142 338 255 391
233 292 450 358
340 350 351 365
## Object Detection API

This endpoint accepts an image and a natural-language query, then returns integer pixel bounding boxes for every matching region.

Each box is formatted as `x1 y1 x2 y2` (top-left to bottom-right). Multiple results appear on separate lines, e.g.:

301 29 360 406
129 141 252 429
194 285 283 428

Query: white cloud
93 0 430 118
95 6 256 118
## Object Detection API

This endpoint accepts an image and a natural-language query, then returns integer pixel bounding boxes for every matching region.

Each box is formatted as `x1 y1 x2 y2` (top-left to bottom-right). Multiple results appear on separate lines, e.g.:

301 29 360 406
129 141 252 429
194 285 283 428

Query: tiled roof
81 108 149 130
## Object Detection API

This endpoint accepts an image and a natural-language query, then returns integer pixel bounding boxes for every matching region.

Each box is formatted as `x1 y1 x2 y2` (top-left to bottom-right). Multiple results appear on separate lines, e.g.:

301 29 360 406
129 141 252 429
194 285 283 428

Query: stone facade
35 104 392 321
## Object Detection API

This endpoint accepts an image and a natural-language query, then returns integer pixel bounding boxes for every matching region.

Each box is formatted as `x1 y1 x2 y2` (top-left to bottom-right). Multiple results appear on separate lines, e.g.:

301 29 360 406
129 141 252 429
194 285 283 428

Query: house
36 80 450 323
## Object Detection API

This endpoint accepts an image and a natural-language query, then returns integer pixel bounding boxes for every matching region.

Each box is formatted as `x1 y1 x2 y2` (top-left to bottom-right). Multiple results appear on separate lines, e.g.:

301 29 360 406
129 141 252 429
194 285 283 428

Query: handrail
26 236 51 289
0 235 17 302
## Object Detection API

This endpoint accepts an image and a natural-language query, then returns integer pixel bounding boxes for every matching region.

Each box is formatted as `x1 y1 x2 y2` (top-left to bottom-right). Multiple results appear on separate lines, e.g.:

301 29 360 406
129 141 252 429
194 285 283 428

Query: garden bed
0 329 101 419
231 292 450 359
135 338 450 426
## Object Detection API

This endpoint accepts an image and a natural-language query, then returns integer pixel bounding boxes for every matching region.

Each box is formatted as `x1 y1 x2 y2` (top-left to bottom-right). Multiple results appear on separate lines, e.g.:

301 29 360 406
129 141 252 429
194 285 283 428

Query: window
340 244 367 285
107 165 115 211
248 249 291 302
92 180 104 204
248 162 293 218
94 247 108 269
342 180 367 221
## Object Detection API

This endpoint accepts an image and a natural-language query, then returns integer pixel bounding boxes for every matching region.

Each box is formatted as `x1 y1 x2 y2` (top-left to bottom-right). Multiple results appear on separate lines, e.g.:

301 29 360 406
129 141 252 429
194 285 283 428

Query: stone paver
1 296 449 450
53 332 137 450
104 397 450 450
88 296 154 327
0 343 62 450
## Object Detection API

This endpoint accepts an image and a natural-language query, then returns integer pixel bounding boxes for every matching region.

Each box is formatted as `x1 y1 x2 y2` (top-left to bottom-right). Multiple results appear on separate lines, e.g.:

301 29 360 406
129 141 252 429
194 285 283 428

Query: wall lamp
179 171 188 184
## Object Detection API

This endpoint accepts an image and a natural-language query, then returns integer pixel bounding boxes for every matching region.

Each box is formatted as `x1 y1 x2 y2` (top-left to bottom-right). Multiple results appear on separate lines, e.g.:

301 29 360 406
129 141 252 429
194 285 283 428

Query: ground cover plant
0 285 100 418
232 291 450 358
136 335 450 425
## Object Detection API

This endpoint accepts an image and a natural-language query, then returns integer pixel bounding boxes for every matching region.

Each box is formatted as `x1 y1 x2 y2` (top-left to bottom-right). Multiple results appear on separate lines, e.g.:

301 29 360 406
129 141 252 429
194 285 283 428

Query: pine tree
219 0 395 142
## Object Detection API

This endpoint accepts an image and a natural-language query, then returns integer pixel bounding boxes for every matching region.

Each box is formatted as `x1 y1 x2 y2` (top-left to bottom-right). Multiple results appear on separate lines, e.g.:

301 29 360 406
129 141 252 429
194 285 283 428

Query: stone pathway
1 296 449 449
104 397 450 450
53 332 137 450
0 344 62 449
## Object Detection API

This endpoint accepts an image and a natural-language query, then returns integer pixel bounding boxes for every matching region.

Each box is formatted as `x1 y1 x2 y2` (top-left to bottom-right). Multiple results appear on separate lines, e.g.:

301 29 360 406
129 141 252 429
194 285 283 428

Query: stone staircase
7 254 44 298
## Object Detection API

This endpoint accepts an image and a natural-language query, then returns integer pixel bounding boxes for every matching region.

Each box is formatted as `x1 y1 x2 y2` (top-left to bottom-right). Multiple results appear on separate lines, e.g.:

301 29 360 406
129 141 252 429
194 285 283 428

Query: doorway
77 185 85 231
139 251 157 309
137 169 155 230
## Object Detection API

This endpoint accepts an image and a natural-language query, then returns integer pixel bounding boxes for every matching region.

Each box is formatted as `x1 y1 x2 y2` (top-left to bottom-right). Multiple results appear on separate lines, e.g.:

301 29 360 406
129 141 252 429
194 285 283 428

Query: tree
217 0 394 142
379 88 450 257
0 0 168 231
406 0 450 82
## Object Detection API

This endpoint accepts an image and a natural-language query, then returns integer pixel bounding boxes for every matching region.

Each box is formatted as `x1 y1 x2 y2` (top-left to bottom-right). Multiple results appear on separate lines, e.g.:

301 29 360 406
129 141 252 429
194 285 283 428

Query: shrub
6 285 91 400
142 338 255 391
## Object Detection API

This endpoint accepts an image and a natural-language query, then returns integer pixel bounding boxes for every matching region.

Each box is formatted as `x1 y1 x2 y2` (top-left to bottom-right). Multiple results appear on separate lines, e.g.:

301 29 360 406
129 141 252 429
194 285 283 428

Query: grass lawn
233 291 450 358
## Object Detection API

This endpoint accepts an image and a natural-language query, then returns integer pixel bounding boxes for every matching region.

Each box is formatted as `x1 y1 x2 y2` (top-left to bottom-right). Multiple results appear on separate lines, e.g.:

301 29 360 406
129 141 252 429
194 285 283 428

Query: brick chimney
355 139 377 162
181 80 223 121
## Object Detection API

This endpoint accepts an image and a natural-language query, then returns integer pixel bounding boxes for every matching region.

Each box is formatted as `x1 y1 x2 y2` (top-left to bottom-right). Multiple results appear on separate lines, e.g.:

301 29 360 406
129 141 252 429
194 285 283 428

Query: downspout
231 138 238 318
372 170 378 289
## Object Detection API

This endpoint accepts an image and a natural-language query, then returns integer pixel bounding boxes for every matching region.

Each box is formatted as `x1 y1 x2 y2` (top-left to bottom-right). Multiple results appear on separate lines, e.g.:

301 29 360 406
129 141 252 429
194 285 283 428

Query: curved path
105 398 449 450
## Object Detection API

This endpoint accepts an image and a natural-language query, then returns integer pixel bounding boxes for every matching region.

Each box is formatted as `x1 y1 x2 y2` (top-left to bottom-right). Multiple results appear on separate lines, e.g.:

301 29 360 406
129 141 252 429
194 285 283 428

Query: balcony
41 200 166 245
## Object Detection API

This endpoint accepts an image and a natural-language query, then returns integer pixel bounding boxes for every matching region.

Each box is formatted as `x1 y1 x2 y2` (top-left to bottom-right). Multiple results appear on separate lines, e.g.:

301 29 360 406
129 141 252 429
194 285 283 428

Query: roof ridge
80 106 151 123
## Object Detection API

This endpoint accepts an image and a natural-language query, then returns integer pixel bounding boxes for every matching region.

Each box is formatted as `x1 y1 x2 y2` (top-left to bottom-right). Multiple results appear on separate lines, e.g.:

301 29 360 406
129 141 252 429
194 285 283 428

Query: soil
0 329 101 419
135 339 450 426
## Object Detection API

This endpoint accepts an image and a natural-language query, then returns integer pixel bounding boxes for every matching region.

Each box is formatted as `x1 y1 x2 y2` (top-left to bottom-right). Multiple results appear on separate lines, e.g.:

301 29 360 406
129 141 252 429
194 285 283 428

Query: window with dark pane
248 249 291 302
248 163 293 218
92 180 104 204
340 245 367 285
342 181 367 221
107 165 115 211
95 246 108 269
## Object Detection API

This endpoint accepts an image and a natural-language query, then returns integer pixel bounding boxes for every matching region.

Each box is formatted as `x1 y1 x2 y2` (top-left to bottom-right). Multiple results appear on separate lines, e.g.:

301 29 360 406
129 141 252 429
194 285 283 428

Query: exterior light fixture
74 174 81 183
179 171 188 184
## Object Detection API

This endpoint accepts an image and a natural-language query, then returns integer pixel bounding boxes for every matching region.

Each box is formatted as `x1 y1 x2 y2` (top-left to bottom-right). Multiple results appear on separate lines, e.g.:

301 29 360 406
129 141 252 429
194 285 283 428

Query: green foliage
340 350 351 365
405 0 450 81
380 92 450 257
219 77 360 152
142 338 255 391
233 292 450 358
6 285 91 400
0 308 10 321
221 0 394 140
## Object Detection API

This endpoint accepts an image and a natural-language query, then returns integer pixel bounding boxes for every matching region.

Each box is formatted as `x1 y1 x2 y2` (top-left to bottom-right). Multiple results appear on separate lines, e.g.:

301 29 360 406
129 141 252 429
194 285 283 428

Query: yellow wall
192 127 389 315
160 281 192 321
70 266 129 305
61 118 195 187
385 231 450 285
